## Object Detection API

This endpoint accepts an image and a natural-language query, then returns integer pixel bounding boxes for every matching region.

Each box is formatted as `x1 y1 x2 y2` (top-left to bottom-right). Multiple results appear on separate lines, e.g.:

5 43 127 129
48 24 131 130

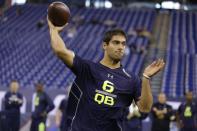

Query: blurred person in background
121 101 148 131
3 80 23 131
56 87 71 131
30 83 54 131
151 92 175 131
56 98 68 131
177 92 197 131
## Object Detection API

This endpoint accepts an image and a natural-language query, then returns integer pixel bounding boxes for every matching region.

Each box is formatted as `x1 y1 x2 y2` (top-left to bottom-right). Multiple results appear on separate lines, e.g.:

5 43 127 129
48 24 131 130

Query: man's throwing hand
143 59 165 78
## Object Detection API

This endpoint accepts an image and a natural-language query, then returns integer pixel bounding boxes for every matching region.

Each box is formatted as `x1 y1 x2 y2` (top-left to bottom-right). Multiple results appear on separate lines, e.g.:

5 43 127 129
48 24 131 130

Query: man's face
103 35 126 62
36 84 43 92
10 81 19 93
158 93 166 104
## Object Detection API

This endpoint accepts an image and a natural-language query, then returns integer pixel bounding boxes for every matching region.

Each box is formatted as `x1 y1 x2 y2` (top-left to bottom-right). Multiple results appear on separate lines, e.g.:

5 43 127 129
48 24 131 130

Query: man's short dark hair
103 28 127 44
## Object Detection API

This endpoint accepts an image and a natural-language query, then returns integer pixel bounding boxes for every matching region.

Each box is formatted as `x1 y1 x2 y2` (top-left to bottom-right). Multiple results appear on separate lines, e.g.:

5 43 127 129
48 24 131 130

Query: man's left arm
137 77 152 113
137 59 165 113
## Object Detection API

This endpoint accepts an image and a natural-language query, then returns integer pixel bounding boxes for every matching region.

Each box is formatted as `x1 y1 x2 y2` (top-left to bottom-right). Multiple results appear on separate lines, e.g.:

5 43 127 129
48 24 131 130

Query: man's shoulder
121 68 132 78
178 103 185 109
74 55 96 68
153 102 161 107
112 67 135 80
5 91 10 94
42 91 50 97
75 55 94 63
5 91 11 96
17 92 23 96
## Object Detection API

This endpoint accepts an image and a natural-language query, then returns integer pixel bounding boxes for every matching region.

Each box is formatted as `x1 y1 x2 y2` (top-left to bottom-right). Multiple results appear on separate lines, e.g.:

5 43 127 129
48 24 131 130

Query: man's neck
10 91 17 94
100 57 121 69
37 91 43 94
186 100 192 104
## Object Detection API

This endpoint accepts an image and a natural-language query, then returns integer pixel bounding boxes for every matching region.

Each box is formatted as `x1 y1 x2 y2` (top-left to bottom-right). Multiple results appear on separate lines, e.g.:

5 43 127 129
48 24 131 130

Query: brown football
48 2 70 26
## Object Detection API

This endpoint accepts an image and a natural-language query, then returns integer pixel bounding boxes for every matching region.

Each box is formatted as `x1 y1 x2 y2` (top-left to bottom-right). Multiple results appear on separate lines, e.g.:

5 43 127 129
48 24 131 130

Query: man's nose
118 44 125 50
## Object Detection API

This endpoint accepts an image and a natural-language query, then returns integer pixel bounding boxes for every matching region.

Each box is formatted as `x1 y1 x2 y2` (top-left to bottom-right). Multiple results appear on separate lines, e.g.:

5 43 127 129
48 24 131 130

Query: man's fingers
155 59 162 66
47 16 66 32
144 59 165 77
153 59 165 72
161 60 165 67
150 60 157 67
158 59 165 68
47 16 55 30
154 59 164 67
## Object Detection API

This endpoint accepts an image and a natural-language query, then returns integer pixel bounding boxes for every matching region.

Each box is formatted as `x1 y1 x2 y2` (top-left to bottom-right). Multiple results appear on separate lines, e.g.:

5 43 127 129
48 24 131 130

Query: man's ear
103 42 107 50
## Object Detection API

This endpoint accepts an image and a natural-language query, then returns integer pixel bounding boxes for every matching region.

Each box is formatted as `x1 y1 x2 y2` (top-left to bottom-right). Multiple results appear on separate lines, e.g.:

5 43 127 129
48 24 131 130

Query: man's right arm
48 18 74 68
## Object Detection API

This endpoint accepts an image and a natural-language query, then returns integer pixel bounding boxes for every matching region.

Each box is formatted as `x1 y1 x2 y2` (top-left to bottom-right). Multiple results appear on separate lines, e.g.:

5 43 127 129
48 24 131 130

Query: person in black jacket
55 86 72 131
30 83 55 131
4 80 23 131
177 92 197 131
57 98 68 131
151 93 175 131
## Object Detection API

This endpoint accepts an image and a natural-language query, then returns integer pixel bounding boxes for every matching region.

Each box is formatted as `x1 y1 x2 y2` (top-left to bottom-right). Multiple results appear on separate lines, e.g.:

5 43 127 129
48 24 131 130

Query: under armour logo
107 74 114 79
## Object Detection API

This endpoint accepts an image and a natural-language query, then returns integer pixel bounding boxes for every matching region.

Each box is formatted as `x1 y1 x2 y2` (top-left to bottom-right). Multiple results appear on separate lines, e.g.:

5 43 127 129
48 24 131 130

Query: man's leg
38 121 46 131
38 118 46 131
11 116 20 131
30 119 37 131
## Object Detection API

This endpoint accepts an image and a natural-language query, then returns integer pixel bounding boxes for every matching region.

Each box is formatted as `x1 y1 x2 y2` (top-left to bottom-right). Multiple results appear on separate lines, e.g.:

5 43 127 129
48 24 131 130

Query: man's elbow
55 50 65 57
56 51 67 60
